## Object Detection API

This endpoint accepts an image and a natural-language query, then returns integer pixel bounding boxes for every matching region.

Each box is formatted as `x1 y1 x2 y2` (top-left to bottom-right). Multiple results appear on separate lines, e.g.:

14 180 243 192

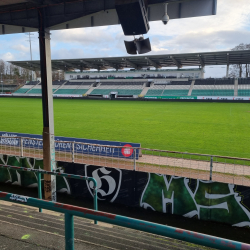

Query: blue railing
0 164 98 223
0 190 250 250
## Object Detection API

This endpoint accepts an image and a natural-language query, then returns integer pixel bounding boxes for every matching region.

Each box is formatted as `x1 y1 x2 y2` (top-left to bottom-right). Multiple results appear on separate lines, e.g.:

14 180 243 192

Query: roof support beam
122 58 139 69
170 56 182 68
197 55 205 68
145 57 161 69
100 59 120 70
60 61 80 70
80 60 99 70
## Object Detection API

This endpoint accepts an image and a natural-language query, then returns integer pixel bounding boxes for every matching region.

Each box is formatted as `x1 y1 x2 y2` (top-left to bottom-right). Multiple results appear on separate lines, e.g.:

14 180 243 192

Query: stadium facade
65 68 204 81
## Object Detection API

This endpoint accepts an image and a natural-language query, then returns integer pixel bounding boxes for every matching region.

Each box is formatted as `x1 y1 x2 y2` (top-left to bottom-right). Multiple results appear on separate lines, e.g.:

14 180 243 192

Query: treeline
0 60 63 85
0 60 34 85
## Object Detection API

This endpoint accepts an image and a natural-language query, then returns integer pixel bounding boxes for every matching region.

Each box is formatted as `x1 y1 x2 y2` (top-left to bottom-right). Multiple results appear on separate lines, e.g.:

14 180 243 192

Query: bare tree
229 43 250 78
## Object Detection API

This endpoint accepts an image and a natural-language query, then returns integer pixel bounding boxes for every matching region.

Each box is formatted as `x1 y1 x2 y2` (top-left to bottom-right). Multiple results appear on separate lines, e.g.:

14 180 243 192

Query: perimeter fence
0 135 250 186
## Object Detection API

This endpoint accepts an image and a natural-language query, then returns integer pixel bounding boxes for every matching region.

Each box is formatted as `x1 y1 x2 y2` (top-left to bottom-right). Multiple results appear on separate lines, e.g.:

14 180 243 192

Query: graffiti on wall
140 174 250 227
85 165 122 202
0 155 70 194
1 154 250 228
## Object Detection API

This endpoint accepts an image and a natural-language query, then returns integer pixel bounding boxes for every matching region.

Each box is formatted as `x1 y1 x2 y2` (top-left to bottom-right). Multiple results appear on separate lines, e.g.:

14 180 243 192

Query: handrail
0 164 98 224
0 191 249 250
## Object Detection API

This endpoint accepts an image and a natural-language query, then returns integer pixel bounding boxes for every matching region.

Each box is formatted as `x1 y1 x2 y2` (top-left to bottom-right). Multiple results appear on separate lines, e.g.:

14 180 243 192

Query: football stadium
0 0 250 250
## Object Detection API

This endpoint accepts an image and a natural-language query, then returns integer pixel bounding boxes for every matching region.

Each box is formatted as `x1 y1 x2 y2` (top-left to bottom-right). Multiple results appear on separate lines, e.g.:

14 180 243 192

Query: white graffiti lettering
10 194 28 203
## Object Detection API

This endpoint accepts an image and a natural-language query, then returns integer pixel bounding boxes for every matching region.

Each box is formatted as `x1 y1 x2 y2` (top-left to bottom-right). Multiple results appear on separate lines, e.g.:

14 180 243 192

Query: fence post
65 213 74 250
94 185 98 225
210 157 213 181
72 142 75 163
133 148 136 171
38 172 42 213
20 138 23 157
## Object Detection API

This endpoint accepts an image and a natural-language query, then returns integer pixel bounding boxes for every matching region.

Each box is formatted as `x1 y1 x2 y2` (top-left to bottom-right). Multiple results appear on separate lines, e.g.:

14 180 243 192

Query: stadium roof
9 50 250 71
0 0 216 34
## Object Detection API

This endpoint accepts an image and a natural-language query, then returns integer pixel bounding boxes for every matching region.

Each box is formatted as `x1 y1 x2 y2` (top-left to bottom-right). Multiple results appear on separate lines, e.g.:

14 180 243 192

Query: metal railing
0 190 249 250
1 135 250 186
0 164 98 224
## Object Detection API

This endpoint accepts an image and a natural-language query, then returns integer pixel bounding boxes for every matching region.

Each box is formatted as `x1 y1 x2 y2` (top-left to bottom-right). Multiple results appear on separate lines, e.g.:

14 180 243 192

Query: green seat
162 89 189 96
28 89 42 94
54 89 76 94
238 90 250 96
146 89 164 96
191 89 234 96
73 89 88 94
14 88 30 94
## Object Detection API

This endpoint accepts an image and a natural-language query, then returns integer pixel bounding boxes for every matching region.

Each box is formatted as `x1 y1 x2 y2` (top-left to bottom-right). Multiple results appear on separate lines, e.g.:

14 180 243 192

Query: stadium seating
191 79 234 96
146 84 165 96
238 78 250 96
145 81 191 97
54 81 92 95
90 82 145 96
14 81 40 94
12 78 250 98
13 88 29 94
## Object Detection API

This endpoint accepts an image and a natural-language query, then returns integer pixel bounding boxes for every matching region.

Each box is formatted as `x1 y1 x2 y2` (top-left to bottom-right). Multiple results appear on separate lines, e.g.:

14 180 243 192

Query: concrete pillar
32 71 37 81
38 8 56 201
226 64 229 78
201 67 205 79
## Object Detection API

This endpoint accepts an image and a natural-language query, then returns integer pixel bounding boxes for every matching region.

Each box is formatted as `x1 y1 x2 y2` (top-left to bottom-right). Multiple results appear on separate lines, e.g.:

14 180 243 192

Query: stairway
0 201 212 250
25 82 40 94
85 83 96 95
188 80 195 96
53 80 68 94
140 86 150 96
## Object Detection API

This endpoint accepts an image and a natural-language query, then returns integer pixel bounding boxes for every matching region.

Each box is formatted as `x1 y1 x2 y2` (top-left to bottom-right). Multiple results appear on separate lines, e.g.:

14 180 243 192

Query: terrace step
0 202 213 250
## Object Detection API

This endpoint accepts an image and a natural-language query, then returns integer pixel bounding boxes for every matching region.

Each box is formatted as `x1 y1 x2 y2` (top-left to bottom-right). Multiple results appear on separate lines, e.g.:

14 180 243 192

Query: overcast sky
0 0 249 78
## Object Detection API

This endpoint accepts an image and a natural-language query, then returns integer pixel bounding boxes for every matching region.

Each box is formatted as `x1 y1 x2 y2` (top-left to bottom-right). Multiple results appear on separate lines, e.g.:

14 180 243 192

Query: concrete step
0 202 213 250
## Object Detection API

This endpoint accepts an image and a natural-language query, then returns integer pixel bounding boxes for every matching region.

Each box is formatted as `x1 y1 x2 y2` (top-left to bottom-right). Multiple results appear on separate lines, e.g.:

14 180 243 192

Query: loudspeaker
115 0 149 36
135 37 151 54
124 37 151 55
124 40 137 54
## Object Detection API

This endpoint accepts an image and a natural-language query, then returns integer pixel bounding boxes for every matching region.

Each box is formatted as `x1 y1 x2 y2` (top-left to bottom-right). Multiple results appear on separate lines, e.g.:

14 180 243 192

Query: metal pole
1 73 2 94
226 64 229 78
72 142 74 163
38 172 42 213
210 156 213 181
20 138 23 157
65 213 74 250
133 148 136 171
94 186 98 225
38 8 56 201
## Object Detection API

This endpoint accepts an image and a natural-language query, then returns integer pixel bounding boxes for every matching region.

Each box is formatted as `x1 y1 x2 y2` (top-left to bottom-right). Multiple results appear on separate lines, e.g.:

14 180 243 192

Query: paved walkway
0 201 213 250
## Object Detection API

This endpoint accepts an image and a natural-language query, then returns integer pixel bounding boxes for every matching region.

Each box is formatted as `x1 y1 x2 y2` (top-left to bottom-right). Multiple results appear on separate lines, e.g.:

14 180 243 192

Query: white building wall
64 68 203 81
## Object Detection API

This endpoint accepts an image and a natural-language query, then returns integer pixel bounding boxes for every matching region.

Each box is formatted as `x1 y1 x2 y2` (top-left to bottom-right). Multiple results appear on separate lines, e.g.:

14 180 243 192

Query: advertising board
145 96 197 99
197 96 250 101
0 131 140 159
53 94 82 98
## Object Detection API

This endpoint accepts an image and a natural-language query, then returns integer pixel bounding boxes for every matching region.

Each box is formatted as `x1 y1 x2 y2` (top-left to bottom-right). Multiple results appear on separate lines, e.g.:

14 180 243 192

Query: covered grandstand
11 77 250 99
8 50 250 100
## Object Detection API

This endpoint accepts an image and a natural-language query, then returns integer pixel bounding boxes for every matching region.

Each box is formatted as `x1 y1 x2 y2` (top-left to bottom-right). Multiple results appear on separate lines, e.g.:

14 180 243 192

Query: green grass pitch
0 97 249 158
